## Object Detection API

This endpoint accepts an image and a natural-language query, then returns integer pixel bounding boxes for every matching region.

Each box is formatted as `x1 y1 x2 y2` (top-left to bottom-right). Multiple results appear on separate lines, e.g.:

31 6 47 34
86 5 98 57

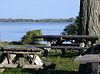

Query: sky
0 0 80 19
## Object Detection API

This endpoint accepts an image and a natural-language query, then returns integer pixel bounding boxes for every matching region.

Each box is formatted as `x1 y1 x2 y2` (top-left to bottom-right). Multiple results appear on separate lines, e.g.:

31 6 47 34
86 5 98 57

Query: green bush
21 30 42 44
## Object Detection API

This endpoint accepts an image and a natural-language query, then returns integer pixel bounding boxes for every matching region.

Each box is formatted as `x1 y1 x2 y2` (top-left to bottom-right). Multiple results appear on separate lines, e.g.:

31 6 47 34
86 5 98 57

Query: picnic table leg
40 68 50 74
91 63 99 74
78 63 99 74
6 53 11 64
61 48 66 56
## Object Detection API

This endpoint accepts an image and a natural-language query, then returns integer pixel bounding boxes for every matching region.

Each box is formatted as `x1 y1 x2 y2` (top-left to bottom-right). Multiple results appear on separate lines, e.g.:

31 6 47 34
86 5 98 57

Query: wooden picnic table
75 54 100 74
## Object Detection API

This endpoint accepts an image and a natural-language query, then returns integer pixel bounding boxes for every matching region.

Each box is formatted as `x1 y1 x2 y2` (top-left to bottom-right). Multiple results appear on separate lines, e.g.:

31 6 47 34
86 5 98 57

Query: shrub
21 30 42 44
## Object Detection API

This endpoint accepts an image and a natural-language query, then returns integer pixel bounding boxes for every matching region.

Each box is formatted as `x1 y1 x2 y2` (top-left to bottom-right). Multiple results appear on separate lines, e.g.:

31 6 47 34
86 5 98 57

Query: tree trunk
79 0 100 42
79 1 100 73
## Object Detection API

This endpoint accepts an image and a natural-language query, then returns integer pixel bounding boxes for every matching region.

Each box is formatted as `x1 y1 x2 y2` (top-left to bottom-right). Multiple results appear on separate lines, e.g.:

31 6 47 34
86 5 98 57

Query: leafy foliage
21 30 42 44
62 17 79 35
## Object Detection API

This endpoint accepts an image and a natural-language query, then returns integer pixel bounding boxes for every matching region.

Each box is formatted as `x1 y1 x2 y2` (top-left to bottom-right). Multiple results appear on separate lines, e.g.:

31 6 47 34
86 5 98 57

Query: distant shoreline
0 18 75 23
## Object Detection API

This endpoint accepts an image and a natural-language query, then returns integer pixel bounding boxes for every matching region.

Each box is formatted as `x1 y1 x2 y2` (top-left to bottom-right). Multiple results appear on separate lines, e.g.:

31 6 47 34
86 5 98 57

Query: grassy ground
0 42 10 46
2 50 79 74
42 50 79 71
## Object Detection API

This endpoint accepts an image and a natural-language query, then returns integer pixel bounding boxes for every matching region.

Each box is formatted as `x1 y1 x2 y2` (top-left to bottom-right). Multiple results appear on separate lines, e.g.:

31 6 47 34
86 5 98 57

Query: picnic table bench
75 54 100 74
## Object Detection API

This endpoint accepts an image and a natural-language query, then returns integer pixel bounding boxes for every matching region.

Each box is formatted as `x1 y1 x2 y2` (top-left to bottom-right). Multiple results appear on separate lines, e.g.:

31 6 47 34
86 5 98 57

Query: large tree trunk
79 0 100 42
78 1 100 73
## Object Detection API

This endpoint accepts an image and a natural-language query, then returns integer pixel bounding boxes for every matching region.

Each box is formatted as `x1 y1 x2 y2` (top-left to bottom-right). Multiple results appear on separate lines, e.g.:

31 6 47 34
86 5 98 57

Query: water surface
0 22 71 42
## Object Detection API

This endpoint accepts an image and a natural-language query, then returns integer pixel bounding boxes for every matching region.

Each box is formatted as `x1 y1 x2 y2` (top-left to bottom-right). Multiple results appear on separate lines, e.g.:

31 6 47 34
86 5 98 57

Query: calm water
0 22 71 42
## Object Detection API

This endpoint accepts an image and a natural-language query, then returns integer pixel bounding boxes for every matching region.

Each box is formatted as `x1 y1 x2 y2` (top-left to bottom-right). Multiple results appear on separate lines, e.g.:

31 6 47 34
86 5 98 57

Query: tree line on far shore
0 18 75 22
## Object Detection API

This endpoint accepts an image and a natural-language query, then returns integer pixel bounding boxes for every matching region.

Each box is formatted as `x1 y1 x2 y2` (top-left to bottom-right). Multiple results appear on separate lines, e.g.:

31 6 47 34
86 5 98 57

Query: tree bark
79 0 100 42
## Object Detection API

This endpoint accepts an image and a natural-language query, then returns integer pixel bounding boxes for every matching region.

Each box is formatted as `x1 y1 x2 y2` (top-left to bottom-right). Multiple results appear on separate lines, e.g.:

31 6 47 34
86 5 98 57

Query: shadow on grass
50 70 78 74
3 69 78 74
22 69 78 74
48 50 79 58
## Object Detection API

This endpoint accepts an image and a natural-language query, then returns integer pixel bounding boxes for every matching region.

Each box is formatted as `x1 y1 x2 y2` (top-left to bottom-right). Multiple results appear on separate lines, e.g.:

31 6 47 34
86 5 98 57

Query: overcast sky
0 0 80 19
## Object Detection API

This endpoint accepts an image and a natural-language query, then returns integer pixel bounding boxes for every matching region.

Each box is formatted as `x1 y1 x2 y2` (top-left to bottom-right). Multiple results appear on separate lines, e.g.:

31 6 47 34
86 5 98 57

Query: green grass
42 50 79 71
3 69 23 74
3 69 40 74
2 50 79 74
0 42 10 46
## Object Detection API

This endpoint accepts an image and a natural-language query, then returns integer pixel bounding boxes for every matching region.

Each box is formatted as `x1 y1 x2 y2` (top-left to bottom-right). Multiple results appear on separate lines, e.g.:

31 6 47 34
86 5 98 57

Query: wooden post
6 53 10 64
46 41 51 51
43 50 48 57
19 58 25 68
